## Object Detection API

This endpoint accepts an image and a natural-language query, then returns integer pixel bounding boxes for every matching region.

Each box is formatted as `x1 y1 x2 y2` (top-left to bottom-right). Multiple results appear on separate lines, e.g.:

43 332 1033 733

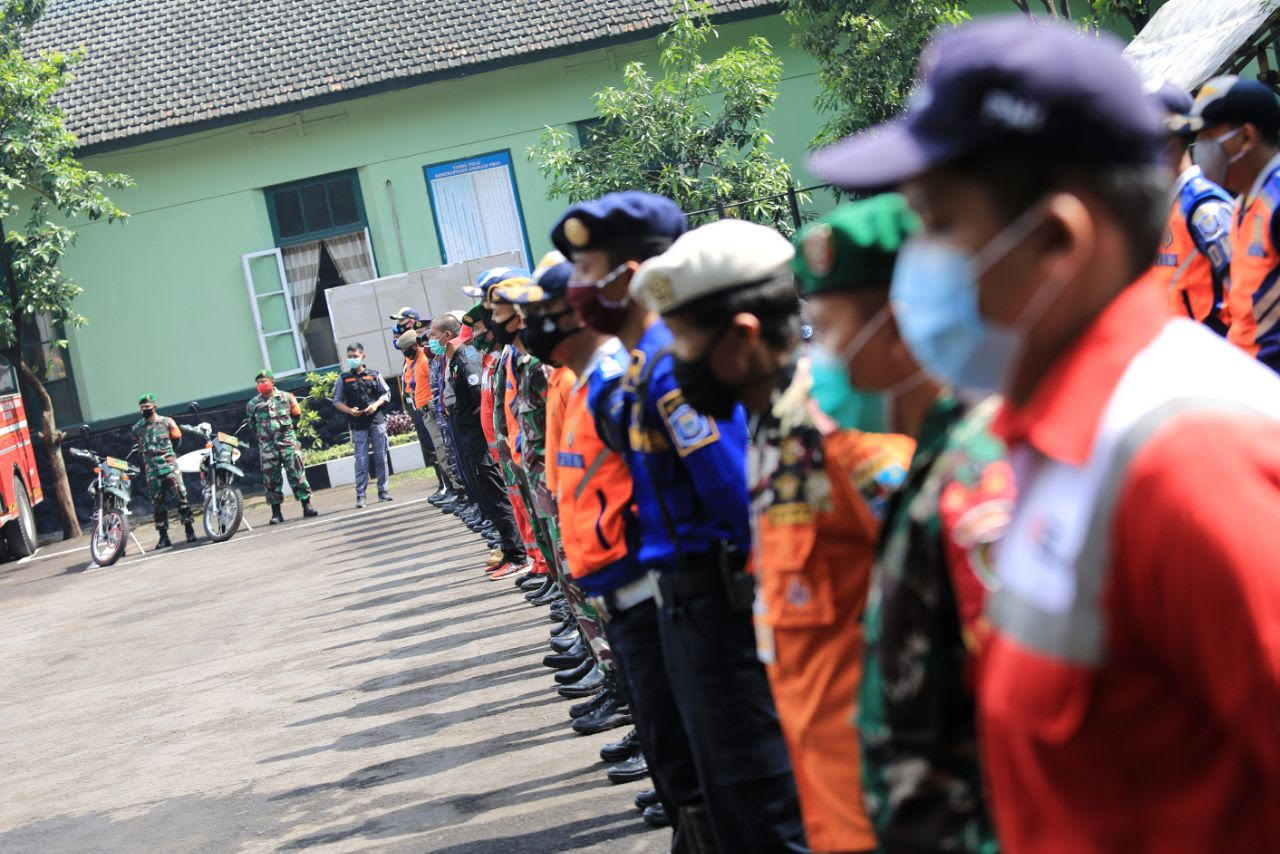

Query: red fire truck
0 353 41 558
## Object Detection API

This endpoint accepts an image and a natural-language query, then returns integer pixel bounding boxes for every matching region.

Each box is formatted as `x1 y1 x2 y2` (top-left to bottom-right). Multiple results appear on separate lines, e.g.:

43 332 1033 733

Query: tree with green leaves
1007 0 1165 33
530 0 802 232
782 1 968 149
0 0 131 539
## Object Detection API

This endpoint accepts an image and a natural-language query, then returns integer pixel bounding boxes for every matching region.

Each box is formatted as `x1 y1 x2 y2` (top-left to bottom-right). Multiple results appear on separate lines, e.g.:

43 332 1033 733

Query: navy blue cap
551 191 687 258
1193 75 1280 134
810 17 1163 190
1148 80 1197 137
490 261 573 305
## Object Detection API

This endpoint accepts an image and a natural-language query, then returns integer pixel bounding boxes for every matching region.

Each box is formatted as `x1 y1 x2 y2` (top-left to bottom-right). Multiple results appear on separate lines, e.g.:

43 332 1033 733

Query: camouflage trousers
148 469 192 531
513 466 612 669
262 444 311 504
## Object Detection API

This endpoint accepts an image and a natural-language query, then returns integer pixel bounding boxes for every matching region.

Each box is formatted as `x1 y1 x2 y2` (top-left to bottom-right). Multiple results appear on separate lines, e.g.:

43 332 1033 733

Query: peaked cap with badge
551 191 688 258
630 218 794 315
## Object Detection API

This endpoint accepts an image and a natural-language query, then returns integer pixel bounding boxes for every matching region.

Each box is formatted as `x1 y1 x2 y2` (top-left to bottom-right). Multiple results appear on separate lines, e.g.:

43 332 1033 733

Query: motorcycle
177 403 248 543
68 427 142 567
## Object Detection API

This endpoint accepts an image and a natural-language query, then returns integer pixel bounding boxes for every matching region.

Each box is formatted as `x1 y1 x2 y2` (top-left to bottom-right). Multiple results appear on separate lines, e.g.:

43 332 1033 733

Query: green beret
255 369 274 381
792 194 920 296
138 393 156 405
461 301 485 327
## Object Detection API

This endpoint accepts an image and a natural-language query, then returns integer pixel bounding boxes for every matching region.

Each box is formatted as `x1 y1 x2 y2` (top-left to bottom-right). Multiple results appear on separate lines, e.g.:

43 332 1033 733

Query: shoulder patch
657 388 720 457
1190 198 1232 243
467 373 480 386
598 352 626 382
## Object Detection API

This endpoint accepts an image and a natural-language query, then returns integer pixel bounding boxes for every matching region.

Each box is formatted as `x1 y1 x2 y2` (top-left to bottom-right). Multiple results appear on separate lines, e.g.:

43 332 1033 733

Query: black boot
642 803 670 828
554 655 595 684
600 727 639 763
269 503 285 525
302 500 319 518
634 788 660 810
155 529 172 549
573 693 632 736
184 521 197 543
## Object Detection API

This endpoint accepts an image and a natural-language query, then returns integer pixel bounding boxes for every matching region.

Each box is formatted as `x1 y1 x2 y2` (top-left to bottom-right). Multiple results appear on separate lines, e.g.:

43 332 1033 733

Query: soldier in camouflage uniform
796 196 1008 854
246 369 319 524
132 393 196 548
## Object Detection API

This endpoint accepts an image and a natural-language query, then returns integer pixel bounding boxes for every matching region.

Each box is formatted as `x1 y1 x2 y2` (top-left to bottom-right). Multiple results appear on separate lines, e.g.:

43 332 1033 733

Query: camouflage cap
138 393 156 405
255 369 275 381
792 194 919 297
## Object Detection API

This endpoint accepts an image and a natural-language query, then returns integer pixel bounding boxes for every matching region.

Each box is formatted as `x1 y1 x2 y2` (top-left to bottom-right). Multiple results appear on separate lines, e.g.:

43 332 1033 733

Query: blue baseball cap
551 191 687 258
490 261 572 305
1147 80 1197 137
810 17 1163 190
463 266 530 299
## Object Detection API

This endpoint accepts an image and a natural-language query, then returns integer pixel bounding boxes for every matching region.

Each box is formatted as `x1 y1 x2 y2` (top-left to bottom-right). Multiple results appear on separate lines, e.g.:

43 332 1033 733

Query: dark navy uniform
617 318 807 853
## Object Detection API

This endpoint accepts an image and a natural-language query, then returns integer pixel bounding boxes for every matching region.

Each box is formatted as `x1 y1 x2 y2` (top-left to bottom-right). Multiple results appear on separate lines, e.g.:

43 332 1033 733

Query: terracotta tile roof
25 0 777 149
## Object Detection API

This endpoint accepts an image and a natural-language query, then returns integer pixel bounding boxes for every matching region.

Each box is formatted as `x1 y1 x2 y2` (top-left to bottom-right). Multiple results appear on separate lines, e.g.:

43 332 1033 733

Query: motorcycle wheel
203 484 243 542
90 506 127 567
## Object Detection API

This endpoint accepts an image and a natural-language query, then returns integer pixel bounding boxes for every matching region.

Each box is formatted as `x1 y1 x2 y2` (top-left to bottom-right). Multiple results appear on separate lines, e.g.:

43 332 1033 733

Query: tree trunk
13 354 79 541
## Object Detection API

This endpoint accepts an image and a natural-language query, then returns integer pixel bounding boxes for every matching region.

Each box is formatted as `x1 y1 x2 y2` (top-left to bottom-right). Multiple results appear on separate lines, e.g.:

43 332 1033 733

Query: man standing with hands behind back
333 342 392 508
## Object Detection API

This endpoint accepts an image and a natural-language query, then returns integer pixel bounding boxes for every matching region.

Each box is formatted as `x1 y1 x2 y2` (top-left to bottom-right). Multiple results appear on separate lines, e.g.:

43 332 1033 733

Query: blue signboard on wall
424 150 532 267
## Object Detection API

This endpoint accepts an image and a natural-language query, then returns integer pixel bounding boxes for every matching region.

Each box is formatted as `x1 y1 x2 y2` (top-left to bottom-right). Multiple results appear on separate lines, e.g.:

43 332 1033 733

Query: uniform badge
467 373 480 386
643 274 676 310
657 389 719 457
802 224 836 277
563 217 590 248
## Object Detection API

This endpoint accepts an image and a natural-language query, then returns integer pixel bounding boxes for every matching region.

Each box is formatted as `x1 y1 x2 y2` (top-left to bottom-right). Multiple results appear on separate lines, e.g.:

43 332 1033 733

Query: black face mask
672 356 741 421
403 345 418 358
141 407 157 420
519 309 583 365
488 311 520 346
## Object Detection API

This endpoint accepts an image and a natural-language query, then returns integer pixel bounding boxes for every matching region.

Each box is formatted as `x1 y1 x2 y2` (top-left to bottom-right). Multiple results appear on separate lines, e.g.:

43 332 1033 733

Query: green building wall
56 2 1133 425
58 13 829 424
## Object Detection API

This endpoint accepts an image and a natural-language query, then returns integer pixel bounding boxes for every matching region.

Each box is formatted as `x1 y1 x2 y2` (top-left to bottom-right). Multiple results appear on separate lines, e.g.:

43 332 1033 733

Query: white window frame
241 247 306 377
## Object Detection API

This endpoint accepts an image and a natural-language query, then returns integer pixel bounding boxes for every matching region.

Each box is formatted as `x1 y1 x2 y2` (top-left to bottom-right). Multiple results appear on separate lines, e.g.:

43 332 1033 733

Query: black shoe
269 504 285 525
543 639 588 670
550 617 577 637
570 687 611 719
530 588 565 607
642 803 669 828
524 578 555 601
634 788 660 810
302 501 319 518
428 489 449 506
378 492 393 502
518 573 544 590
557 667 605 699
606 752 648 783
155 530 172 549
577 696 634 737
549 631 580 654
554 656 595 684
184 522 197 543
548 606 569 623
600 728 640 763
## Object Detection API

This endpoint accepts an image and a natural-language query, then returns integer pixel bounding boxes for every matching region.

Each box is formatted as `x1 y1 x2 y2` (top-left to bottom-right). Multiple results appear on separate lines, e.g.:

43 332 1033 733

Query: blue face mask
347 356 363 371
890 205 1064 396
428 339 446 356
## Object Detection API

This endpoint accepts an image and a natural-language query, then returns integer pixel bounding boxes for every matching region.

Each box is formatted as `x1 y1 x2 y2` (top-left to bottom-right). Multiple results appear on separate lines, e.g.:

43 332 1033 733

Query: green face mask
428 338 446 356
809 344 889 432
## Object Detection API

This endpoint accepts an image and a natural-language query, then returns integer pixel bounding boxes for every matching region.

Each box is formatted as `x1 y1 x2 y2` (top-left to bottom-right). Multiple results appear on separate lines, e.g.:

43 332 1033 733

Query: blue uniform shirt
593 320 751 572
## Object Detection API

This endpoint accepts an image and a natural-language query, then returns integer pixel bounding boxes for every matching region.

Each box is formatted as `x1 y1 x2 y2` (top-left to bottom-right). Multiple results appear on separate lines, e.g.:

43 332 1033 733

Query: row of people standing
391 15 1280 853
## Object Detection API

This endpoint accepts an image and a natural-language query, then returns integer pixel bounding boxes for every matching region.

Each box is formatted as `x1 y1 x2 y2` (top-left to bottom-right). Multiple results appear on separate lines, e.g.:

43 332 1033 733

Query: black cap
1193 75 1280 134
809 16 1164 190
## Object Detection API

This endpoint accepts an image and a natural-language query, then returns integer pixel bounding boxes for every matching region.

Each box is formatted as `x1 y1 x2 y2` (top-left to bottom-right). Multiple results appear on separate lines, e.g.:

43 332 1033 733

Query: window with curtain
261 170 377 370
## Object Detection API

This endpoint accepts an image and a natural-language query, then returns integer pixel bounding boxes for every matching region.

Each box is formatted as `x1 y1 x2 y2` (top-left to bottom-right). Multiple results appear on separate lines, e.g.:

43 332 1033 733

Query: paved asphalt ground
0 470 665 853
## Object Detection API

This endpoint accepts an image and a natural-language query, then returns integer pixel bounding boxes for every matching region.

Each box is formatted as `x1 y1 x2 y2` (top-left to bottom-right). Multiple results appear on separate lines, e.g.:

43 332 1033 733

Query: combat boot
302 500 319 518
573 693 632 736
184 521 197 543
269 503 285 525
605 751 648 783
155 529 172 549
